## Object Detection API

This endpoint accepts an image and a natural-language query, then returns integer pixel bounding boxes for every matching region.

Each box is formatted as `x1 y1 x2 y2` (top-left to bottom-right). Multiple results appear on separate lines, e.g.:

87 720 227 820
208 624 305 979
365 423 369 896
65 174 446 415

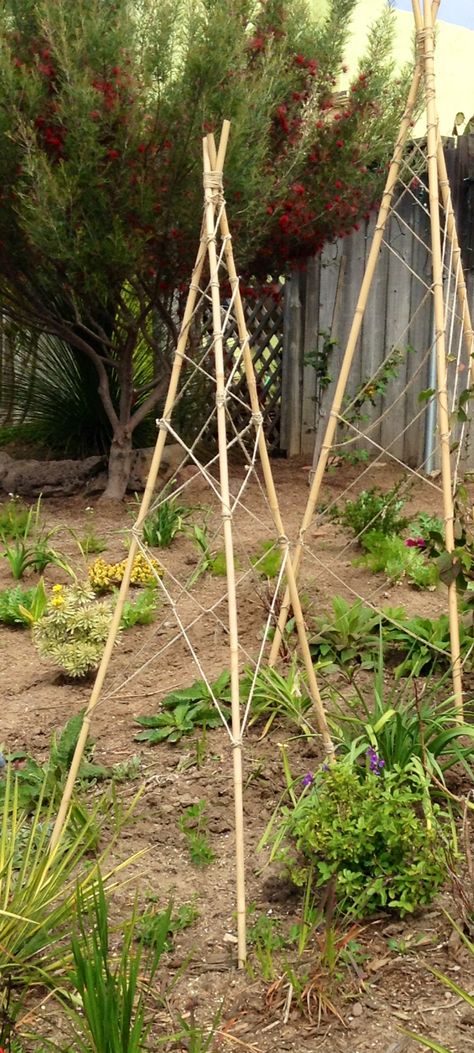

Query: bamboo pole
411 1 474 468
415 0 463 716
201 132 247 967
267 51 426 667
49 138 229 853
207 129 334 758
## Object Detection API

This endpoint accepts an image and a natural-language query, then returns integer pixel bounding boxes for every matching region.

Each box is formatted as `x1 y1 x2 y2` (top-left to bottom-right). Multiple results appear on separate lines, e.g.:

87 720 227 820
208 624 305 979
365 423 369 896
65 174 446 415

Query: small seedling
120 587 159 628
138 899 199 951
179 800 215 867
71 507 107 556
142 492 191 548
250 539 282 580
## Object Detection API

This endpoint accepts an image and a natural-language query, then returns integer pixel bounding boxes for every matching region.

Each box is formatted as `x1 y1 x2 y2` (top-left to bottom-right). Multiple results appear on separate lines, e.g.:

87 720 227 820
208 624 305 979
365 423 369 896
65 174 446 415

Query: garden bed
2 460 474 1053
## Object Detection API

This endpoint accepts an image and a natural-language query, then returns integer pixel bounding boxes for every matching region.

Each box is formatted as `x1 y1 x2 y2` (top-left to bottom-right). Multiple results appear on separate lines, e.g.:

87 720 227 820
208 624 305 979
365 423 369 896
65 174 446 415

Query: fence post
281 274 303 456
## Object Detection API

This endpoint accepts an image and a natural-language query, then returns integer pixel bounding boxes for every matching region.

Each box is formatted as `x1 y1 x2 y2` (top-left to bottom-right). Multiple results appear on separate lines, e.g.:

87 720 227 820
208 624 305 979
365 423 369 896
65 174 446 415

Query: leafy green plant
3 712 111 814
33 583 114 678
72 507 108 556
65 876 170 1053
358 531 438 589
340 484 409 540
0 764 140 1038
265 759 449 917
250 540 282 580
247 908 286 981
120 588 158 629
0 580 47 627
329 648 474 782
142 493 190 548
179 800 215 868
310 597 381 672
0 495 34 539
138 899 199 951
187 524 234 584
135 672 231 744
384 612 473 677
242 661 313 737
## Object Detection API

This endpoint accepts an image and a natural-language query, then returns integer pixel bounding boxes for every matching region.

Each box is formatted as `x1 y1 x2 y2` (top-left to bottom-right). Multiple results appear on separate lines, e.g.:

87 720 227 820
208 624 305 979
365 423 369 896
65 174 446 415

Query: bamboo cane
415 0 463 716
411 1 474 472
49 137 229 853
267 51 426 667
207 129 334 758
202 132 247 967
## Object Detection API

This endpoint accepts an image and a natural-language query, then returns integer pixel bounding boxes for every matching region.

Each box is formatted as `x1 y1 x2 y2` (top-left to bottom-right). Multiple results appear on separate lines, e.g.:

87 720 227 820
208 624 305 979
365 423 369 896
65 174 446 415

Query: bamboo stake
416 0 463 716
201 132 247 967
267 51 425 667
207 129 333 758
411 1 474 471
49 139 229 853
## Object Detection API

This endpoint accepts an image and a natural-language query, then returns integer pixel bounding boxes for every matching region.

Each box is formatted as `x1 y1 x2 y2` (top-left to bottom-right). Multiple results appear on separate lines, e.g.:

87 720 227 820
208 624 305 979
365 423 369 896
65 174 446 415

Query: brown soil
3 460 474 1053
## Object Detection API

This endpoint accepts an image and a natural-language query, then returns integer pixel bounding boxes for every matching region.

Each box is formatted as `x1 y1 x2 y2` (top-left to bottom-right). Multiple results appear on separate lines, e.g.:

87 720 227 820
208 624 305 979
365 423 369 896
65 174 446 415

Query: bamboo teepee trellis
269 0 473 719
49 121 334 968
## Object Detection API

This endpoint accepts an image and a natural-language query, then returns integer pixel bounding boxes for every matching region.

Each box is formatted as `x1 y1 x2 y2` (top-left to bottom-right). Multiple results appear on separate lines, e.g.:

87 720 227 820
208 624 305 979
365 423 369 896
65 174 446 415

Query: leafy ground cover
1 461 474 1053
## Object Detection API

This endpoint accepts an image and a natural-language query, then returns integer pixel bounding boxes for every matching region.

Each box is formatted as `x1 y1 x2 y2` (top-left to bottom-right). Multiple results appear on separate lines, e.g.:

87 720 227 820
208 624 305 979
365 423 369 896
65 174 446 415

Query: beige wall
314 1 474 136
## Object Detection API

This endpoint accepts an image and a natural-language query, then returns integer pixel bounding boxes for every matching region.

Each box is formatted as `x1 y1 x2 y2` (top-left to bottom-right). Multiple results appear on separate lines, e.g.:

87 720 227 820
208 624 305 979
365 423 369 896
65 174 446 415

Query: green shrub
273 762 448 917
358 530 438 589
341 485 409 539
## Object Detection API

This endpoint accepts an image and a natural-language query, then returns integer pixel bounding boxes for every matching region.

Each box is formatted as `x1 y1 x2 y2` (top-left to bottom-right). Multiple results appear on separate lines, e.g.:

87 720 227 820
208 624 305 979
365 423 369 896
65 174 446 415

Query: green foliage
142 493 190 548
250 540 283 580
0 764 133 1024
188 524 236 583
33 583 114 678
242 661 312 737
0 580 47 626
66 876 170 1053
3 713 113 815
0 496 33 539
310 596 381 671
272 761 448 917
134 671 231 744
138 899 199 951
384 612 473 678
0 0 408 492
340 484 409 539
358 530 438 589
73 507 108 555
179 800 215 868
120 588 158 629
330 650 474 782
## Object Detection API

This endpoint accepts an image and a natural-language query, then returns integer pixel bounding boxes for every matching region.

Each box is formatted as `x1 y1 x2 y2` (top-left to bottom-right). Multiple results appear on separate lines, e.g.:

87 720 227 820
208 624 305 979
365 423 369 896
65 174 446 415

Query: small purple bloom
302 772 314 788
404 537 426 549
366 747 385 775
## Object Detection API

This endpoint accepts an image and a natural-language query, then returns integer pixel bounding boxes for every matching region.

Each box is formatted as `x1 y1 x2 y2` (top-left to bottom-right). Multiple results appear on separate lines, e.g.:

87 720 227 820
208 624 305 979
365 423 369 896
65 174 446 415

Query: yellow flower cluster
51 583 65 607
88 553 163 592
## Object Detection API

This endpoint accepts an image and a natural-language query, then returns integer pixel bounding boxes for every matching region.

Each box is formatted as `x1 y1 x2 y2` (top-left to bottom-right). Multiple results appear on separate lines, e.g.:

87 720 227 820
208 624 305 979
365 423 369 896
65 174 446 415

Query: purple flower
302 772 314 788
366 747 385 775
405 537 426 549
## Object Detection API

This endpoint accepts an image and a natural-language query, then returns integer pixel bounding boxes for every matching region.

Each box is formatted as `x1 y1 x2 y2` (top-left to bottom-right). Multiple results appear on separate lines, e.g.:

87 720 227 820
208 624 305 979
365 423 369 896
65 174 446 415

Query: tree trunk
102 425 133 501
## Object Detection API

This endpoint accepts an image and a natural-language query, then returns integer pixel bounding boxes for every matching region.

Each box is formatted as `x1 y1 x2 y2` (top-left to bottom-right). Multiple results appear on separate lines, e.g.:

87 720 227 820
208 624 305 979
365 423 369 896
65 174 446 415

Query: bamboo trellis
49 121 333 968
269 0 474 720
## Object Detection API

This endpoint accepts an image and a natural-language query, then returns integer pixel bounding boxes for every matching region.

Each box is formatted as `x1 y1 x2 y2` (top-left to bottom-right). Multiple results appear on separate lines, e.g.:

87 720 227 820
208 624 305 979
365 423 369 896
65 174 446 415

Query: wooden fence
280 136 474 467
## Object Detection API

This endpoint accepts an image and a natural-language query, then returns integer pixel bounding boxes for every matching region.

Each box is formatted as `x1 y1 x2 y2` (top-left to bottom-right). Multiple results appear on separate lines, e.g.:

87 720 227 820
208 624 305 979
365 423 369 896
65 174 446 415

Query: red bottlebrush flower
335 179 343 189
35 115 46 127
111 66 122 76
266 205 274 215
249 35 265 51
279 214 290 229
137 143 146 153
294 54 306 66
41 48 51 59
316 120 324 130
291 182 305 195
38 62 55 77
12 57 22 67
162 139 172 149
336 139 344 148
89 110 100 120
106 148 120 160
307 59 317 75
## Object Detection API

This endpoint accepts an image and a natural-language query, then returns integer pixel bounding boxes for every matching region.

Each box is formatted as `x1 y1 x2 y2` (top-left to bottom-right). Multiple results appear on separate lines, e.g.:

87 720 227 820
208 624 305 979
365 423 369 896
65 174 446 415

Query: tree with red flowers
0 0 409 498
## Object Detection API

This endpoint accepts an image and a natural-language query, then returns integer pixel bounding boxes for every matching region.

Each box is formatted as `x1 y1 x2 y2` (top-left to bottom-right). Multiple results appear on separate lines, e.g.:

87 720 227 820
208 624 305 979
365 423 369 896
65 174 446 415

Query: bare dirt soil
3 459 474 1053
